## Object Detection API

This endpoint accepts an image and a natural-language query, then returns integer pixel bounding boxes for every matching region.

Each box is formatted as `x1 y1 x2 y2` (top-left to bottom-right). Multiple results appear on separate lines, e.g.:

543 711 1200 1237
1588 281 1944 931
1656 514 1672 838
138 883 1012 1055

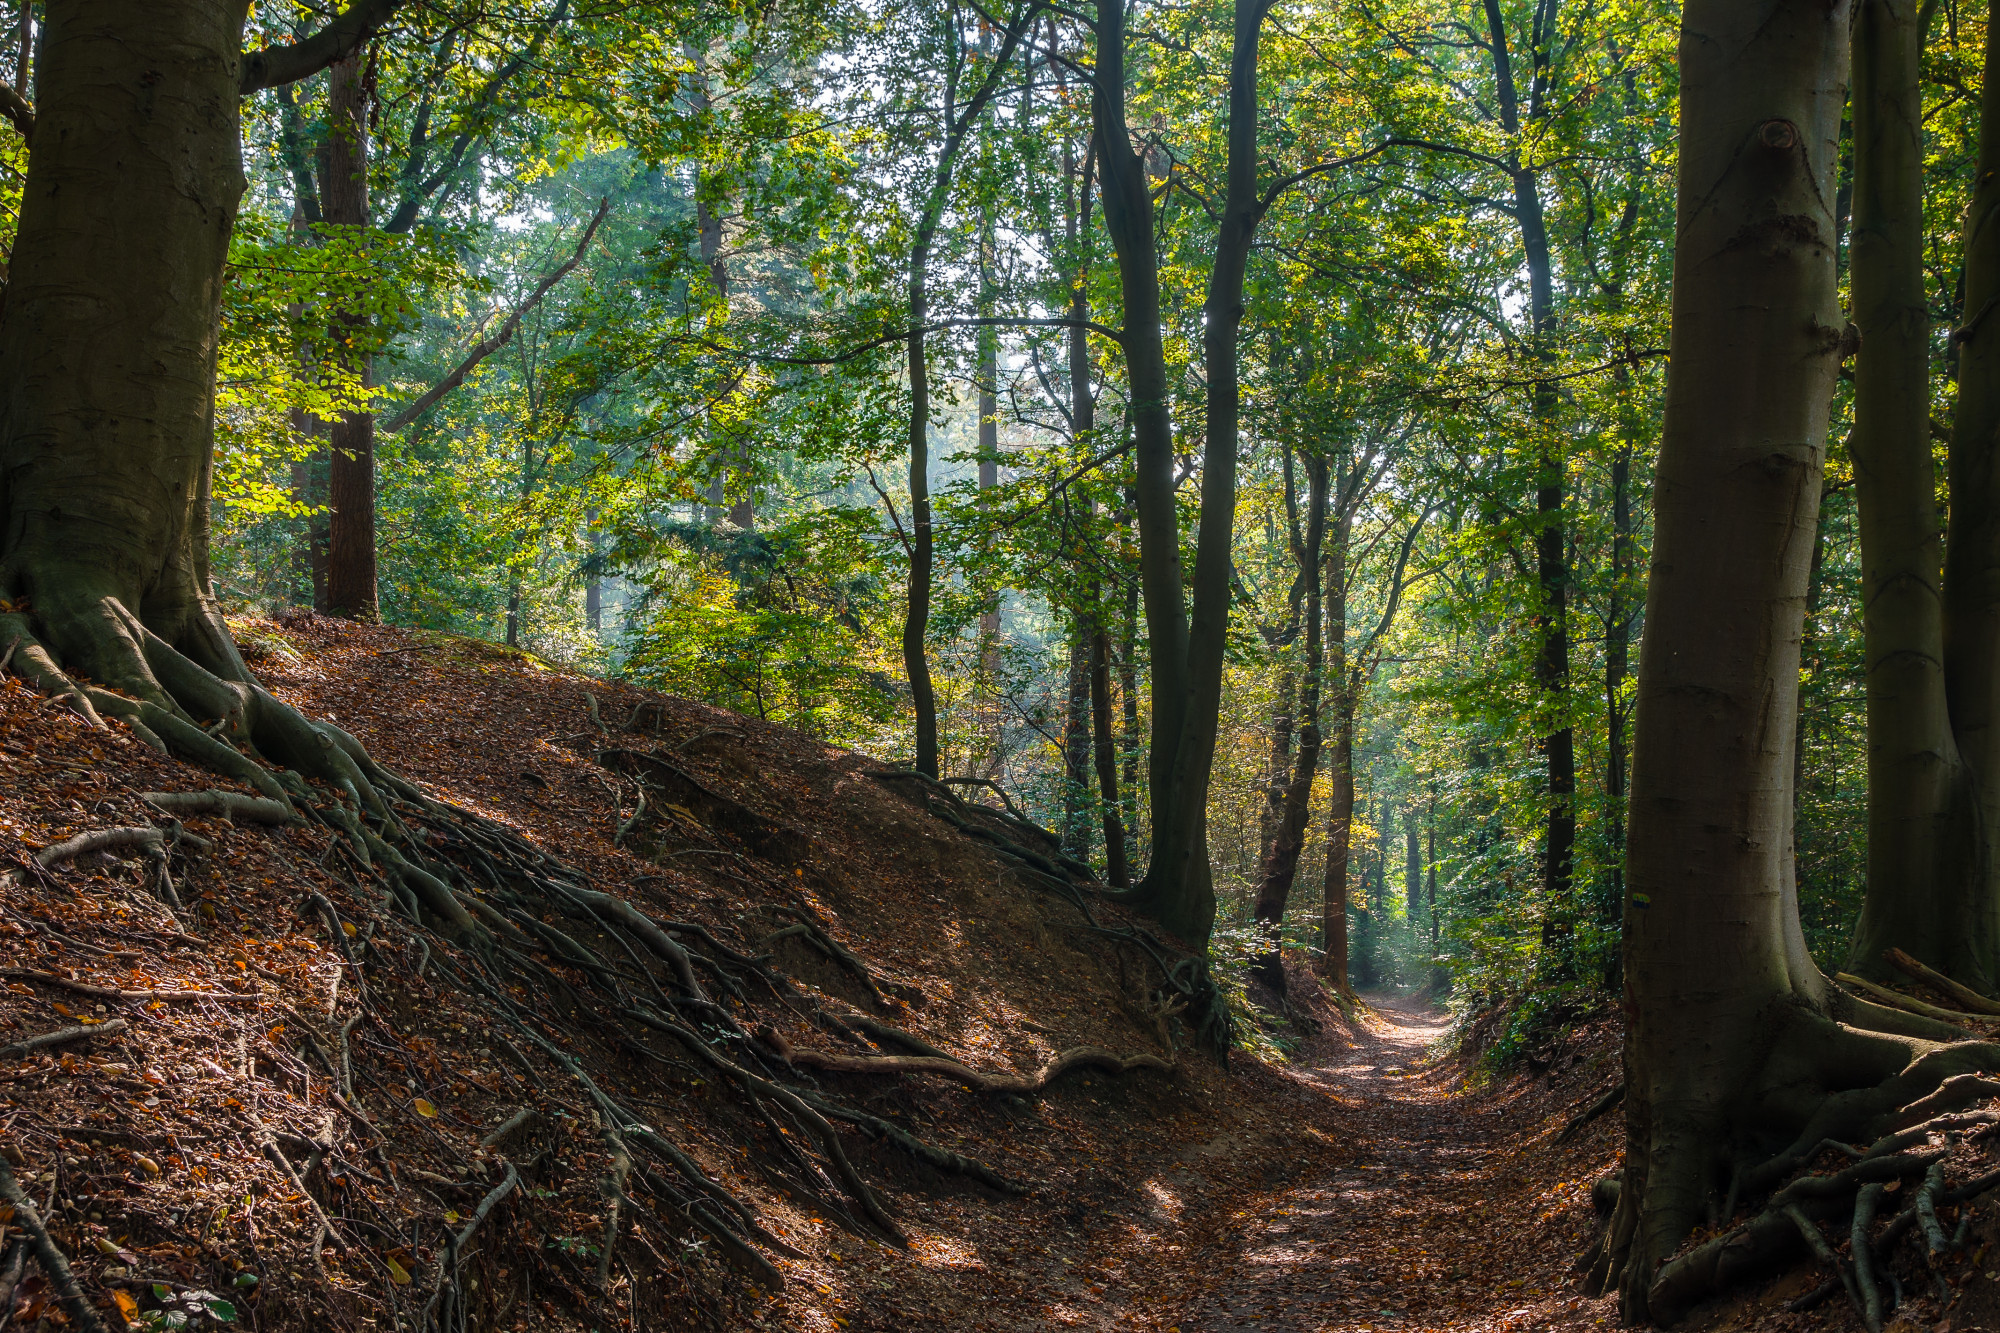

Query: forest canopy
7 0 2000 1321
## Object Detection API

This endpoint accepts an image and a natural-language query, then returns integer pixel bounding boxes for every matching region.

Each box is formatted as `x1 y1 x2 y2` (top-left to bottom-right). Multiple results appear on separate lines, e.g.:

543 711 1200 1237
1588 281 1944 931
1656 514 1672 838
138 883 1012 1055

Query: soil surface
24 617 2000 1333
1167 993 1617 1333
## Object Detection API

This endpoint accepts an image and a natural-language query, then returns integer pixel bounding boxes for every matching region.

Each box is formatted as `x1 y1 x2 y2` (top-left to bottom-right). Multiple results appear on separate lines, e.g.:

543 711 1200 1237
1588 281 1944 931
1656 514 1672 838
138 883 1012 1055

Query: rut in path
1177 994 1614 1333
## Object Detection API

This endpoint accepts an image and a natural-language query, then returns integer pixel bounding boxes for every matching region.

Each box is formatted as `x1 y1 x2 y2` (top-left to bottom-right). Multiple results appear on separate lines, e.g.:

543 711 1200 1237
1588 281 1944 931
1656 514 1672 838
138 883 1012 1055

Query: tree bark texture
1846 0 1991 986
1062 617 1093 857
1252 449 1328 988
323 49 378 621
0 0 251 680
0 0 412 802
898 11 1033 780
1095 0 1270 944
1093 0 1190 899
1481 0 1576 938
1320 510 1354 993
1587 2 1998 1314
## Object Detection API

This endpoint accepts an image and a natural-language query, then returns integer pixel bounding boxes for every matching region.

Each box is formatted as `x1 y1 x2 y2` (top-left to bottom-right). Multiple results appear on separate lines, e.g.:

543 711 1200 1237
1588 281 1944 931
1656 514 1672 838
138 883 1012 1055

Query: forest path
1170 992 1613 1333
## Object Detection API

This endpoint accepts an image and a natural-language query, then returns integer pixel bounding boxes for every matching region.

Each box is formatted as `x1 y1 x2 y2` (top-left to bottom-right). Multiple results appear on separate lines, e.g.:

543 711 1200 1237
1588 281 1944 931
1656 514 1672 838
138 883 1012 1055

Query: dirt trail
1171 993 1615 1333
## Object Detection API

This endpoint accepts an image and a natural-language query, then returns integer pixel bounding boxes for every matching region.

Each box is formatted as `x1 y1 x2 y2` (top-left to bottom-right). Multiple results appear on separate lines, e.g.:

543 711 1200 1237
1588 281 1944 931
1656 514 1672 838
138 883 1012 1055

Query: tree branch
240 0 410 95
382 197 610 432
0 77 31 140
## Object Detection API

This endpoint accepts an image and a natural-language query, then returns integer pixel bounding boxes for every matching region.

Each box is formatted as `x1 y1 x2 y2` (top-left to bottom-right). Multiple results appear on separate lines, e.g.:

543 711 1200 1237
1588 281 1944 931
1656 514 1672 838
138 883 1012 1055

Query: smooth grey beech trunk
0 0 253 693
1586 1 2000 1315
1844 0 1995 986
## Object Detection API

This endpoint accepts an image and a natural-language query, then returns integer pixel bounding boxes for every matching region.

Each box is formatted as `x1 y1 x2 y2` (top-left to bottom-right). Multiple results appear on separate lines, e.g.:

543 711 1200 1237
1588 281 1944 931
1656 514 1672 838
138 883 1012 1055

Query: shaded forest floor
8 615 2000 1332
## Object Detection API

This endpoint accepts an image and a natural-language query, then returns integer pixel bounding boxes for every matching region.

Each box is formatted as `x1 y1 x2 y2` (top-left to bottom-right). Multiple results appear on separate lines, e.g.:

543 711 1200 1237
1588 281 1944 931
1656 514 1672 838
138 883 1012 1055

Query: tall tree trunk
1937 0 2000 988
1320 511 1354 994
1583 1 1998 1312
1480 0 1575 948
1119 574 1143 860
1091 625 1128 885
1062 618 1093 856
1252 449 1329 989
897 10 1033 779
323 49 378 621
585 511 603 635
1604 438 1632 939
1846 0 1986 983
1405 808 1421 917
1095 0 1270 944
1092 0 1190 896
1427 804 1447 993
0 0 413 801
1259 666 1297 867
903 237 941 776
0 0 250 681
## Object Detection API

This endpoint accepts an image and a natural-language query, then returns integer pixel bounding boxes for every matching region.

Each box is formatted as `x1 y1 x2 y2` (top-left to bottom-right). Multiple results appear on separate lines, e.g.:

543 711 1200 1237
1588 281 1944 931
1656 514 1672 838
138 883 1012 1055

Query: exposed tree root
1587 974 2000 1322
1838 971 1997 1029
757 1026 1175 1095
33 825 164 867
142 789 296 825
0 1154 109 1333
0 593 1097 1323
864 765 1233 1056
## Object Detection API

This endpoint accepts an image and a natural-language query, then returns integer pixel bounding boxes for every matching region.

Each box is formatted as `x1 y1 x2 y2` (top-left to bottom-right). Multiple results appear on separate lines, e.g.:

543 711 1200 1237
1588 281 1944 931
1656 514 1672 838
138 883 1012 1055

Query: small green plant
1207 920 1301 1064
143 1284 237 1328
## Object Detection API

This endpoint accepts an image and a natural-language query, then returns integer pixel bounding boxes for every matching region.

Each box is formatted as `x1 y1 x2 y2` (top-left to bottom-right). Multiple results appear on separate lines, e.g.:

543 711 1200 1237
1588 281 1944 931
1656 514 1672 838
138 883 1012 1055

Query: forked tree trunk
1846 0 1991 985
1587 1 2000 1314
1093 0 1269 945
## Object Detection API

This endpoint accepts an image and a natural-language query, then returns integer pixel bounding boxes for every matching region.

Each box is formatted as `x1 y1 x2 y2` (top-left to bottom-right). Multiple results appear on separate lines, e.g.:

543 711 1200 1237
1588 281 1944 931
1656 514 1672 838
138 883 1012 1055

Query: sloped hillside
0 613 1354 1333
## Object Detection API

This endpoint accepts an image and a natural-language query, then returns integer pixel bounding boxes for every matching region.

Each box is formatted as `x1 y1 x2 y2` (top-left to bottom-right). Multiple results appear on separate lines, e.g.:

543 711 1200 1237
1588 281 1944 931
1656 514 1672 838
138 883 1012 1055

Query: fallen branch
1554 1082 1624 1145
0 1155 110 1333
759 1027 1174 1095
1836 972 1988 1029
34 825 163 867
1884 947 2000 1016
0 967 261 1005
142 790 296 825
0 1017 129 1060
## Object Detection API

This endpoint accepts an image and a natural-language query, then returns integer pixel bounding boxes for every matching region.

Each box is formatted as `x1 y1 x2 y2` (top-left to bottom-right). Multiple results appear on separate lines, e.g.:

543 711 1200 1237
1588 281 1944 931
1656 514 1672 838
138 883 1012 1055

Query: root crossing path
1167 994 1615 1333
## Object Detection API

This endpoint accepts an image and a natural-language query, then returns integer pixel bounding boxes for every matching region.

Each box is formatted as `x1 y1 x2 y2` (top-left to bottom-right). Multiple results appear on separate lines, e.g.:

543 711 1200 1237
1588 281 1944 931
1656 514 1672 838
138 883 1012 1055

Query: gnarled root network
1 596 1194 1327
